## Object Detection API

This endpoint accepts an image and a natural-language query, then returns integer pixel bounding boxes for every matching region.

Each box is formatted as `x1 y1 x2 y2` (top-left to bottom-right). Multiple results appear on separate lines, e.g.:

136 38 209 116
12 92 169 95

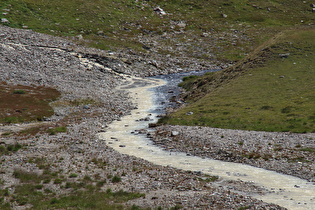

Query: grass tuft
47 126 67 135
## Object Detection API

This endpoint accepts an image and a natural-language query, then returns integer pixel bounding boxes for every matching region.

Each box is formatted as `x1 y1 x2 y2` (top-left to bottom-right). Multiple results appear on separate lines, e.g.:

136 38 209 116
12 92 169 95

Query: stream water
98 74 315 210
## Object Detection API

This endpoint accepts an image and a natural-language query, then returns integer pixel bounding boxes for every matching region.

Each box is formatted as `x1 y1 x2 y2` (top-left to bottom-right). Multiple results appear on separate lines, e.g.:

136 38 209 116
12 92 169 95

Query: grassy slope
0 1 315 132
1 0 315 63
162 28 315 133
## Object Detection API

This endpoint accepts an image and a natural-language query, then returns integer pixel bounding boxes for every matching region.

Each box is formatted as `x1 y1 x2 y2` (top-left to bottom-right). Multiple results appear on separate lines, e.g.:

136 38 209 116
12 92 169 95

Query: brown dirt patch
0 82 60 124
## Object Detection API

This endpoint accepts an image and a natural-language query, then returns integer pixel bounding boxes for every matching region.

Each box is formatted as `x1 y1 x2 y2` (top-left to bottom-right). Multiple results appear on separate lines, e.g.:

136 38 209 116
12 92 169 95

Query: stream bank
99 74 315 210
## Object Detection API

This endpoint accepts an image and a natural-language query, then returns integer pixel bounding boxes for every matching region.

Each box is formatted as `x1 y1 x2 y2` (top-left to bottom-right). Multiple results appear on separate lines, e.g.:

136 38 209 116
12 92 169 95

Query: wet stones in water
149 123 158 128
137 117 153 121
111 137 119 141
134 129 148 134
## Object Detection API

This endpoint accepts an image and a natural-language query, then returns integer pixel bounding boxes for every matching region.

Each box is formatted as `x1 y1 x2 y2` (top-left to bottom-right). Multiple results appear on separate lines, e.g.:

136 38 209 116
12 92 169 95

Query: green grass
1 0 314 63
12 90 26 94
0 143 22 156
47 126 67 135
111 175 122 183
299 147 315 153
161 28 315 133
9 168 144 209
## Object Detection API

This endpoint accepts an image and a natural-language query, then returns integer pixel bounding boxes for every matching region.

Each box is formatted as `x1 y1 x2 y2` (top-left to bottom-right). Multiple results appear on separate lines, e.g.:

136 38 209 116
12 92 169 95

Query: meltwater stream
98 75 315 210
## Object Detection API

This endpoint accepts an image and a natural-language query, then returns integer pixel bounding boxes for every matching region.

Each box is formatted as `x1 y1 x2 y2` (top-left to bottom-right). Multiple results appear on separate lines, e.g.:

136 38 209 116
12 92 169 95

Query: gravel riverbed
0 25 288 209
150 126 315 183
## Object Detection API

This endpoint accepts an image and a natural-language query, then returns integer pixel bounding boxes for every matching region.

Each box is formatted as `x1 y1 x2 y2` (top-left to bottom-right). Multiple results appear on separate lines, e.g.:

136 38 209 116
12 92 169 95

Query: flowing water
98 75 315 210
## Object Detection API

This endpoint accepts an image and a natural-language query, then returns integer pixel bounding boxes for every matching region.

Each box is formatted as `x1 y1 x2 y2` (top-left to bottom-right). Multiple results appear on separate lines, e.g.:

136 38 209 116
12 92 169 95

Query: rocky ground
0 25 286 209
151 125 315 182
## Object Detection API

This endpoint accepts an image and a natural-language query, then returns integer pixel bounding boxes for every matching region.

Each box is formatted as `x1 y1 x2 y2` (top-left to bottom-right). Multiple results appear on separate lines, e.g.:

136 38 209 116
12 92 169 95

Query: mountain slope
1 0 315 65
161 27 315 133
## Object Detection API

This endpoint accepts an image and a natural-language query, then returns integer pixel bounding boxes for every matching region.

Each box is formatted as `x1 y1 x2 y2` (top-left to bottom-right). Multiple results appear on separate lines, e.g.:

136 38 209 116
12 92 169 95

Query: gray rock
97 30 104 35
154 6 166 15
279 53 290 58
186 112 194 115
76 34 83 40
171 131 179 136
1 18 9 23
177 22 187 28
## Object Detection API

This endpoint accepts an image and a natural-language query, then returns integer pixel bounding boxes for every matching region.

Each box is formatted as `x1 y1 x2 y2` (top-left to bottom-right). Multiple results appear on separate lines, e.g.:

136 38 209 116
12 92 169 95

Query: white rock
1 18 9 23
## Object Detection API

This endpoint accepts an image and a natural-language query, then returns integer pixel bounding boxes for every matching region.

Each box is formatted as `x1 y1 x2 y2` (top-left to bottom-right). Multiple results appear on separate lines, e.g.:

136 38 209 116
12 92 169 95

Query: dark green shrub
111 175 121 183
13 90 26 94
69 173 78 178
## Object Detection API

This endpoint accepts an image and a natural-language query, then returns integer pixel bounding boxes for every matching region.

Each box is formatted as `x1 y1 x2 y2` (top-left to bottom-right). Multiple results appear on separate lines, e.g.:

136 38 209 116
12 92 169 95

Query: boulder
1 18 9 23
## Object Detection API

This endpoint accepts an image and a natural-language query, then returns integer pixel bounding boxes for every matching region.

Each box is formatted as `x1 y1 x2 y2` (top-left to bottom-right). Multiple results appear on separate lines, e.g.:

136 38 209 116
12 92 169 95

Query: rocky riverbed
151 125 315 182
0 25 288 209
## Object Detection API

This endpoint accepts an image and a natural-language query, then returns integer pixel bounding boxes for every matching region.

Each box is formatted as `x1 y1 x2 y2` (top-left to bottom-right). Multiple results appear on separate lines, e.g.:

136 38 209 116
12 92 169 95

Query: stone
76 34 83 40
1 18 9 23
222 14 228 18
97 30 104 35
83 105 90 109
279 53 290 58
171 131 179 136
138 117 152 121
186 111 194 115
148 123 158 128
177 22 187 28
154 6 166 15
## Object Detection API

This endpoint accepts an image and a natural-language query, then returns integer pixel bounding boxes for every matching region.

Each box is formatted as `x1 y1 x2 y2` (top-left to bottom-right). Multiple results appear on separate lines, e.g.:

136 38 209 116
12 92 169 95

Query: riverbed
99 75 315 210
